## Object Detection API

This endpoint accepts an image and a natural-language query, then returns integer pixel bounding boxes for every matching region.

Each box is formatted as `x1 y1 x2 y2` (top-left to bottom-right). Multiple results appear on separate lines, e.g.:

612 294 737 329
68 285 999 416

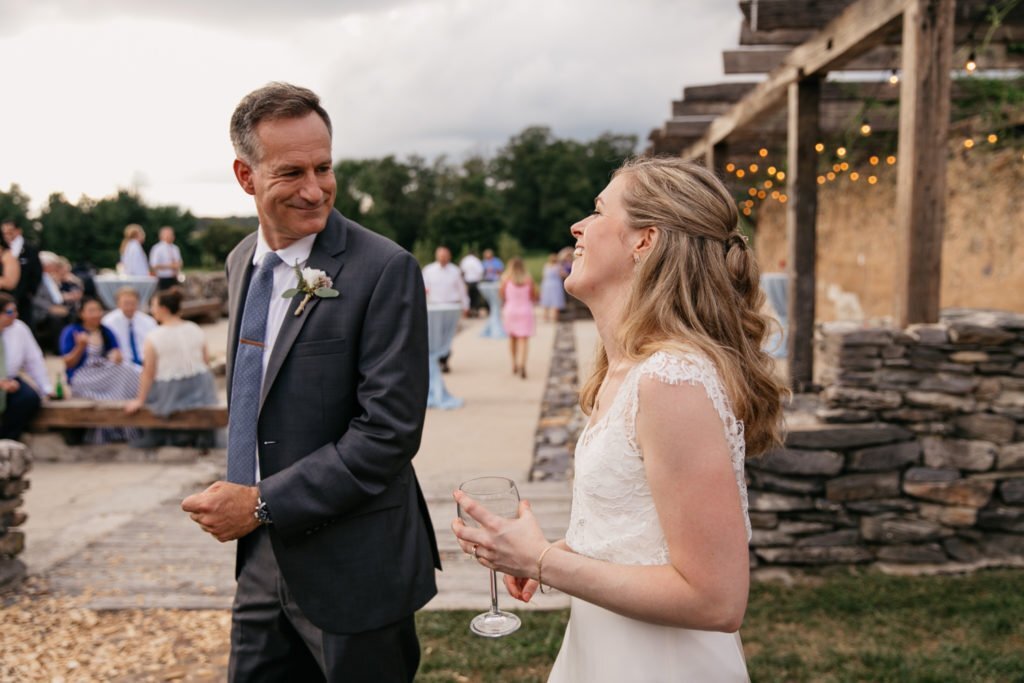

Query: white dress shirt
2 319 52 394
422 262 469 310
149 241 183 278
42 273 63 304
101 308 158 370
249 228 318 483
120 239 151 276
460 254 484 284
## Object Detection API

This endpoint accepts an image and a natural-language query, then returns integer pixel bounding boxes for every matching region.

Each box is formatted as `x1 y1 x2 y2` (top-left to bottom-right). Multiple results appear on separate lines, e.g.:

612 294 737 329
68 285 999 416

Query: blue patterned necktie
128 318 141 365
226 251 283 485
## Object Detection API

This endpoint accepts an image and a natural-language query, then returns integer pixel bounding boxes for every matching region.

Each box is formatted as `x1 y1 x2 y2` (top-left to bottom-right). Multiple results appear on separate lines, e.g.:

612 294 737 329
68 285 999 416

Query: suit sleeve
258 250 429 541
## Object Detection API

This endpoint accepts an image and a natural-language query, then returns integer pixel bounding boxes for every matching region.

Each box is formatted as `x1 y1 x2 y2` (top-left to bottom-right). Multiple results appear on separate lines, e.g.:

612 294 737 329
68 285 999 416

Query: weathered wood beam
725 43 1024 74
739 18 1024 46
739 0 1023 32
30 400 229 430
682 0 908 161
786 76 822 392
894 0 955 326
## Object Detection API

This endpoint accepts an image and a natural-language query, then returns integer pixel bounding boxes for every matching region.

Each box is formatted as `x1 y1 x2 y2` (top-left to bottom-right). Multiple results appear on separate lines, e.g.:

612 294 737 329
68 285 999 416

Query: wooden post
711 141 730 178
894 0 955 326
786 76 822 392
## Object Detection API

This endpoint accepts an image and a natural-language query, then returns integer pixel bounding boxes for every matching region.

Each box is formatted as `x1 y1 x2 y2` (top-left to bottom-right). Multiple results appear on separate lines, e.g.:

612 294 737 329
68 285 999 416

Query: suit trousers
229 526 421 682
0 382 40 440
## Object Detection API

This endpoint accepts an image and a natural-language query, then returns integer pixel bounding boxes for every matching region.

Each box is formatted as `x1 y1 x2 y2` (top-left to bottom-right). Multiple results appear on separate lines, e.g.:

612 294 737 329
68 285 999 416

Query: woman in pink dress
500 257 537 379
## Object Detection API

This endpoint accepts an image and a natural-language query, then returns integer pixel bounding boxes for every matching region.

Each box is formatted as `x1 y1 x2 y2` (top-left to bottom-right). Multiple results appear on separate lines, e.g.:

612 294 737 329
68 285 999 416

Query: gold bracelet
537 542 557 595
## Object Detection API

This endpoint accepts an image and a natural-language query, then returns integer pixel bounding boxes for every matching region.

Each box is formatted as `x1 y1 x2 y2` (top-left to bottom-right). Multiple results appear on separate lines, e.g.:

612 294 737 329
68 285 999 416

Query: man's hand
181 481 260 542
0 379 19 393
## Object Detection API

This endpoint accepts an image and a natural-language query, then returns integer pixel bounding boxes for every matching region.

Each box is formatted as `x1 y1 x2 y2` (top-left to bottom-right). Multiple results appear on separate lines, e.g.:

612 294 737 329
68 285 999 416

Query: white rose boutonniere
282 261 339 315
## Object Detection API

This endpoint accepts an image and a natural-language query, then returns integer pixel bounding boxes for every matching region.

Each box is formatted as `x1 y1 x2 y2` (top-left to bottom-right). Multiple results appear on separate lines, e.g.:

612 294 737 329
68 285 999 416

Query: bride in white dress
453 157 787 682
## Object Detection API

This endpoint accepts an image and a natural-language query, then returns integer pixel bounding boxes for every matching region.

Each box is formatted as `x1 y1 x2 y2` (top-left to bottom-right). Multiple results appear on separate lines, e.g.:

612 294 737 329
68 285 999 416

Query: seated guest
32 251 74 353
59 297 140 443
102 287 157 372
56 257 84 315
126 288 217 448
0 293 52 440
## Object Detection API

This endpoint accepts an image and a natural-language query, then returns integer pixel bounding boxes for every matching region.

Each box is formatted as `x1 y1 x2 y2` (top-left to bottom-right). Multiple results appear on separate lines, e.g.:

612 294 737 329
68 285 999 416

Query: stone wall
180 272 229 315
0 440 31 590
751 309 1024 571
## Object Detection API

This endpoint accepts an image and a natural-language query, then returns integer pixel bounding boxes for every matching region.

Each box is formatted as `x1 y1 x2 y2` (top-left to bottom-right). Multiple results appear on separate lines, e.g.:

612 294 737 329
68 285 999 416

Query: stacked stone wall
0 441 31 590
751 310 1024 570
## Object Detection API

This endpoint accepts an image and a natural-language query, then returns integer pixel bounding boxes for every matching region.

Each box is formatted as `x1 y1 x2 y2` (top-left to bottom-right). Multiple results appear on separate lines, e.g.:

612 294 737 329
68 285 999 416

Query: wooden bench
30 400 228 431
179 298 224 324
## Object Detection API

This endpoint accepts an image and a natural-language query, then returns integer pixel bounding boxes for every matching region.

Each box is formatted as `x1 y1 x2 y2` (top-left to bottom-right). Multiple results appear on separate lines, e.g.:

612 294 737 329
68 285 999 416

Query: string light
888 69 900 85
758 148 768 158
767 166 777 176
868 175 878 185
832 163 842 173
963 138 975 149
815 142 825 153
886 155 896 165
770 190 780 199
987 133 998 144
840 162 849 171
749 163 759 173
826 171 836 181
725 163 736 173
742 207 752 216
763 180 773 189
757 190 767 200
775 171 785 181
965 50 977 73
736 169 745 178
778 194 788 204
817 175 826 185
850 172 860 181
748 187 758 196
836 147 847 158
860 121 872 136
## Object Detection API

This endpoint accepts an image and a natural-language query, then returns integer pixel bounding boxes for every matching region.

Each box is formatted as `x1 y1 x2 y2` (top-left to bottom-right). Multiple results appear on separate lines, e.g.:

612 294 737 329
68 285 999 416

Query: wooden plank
31 400 228 430
739 17 1024 45
739 0 1023 32
786 76 822 392
724 43 1024 74
681 83 758 102
682 0 907 160
893 0 955 326
684 80 968 105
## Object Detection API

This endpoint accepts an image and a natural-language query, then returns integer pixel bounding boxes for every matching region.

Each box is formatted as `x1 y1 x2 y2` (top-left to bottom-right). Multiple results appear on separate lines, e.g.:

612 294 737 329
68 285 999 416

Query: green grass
415 569 1024 682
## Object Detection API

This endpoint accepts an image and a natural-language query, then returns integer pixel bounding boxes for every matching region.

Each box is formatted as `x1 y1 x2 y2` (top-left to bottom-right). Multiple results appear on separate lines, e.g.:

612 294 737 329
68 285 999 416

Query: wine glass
457 476 521 638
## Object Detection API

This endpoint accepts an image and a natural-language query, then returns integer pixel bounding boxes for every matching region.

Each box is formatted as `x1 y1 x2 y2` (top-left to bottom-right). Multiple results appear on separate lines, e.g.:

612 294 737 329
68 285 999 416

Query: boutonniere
282 261 339 316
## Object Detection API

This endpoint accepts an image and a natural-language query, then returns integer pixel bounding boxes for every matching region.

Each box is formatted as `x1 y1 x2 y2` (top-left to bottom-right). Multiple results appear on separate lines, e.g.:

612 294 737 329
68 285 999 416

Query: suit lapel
225 233 258 400
259 210 348 413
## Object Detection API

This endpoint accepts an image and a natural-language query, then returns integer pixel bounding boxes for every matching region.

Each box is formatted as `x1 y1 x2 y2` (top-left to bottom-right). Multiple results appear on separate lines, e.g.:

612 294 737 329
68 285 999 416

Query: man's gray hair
230 82 332 165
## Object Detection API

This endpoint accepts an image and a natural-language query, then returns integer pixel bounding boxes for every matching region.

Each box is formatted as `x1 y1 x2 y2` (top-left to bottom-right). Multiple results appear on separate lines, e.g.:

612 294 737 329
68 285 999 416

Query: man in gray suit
182 82 440 681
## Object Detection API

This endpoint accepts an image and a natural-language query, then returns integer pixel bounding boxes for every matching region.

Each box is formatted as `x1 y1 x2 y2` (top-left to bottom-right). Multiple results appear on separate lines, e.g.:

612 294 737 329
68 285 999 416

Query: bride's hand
504 575 540 603
451 493 549 580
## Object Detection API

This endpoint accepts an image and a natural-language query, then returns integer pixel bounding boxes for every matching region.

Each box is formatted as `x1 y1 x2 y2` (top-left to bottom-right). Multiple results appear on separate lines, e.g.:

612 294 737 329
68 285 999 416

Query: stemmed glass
457 476 522 638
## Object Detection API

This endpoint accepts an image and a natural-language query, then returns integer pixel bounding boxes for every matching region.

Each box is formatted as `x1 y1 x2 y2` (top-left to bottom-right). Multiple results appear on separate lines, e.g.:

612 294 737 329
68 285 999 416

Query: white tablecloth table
94 275 159 311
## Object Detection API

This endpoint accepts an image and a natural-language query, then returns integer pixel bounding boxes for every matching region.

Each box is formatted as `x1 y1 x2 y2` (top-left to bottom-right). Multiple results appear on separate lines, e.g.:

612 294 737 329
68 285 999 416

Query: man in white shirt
459 250 484 317
0 292 52 440
101 287 157 372
149 226 184 291
422 246 468 373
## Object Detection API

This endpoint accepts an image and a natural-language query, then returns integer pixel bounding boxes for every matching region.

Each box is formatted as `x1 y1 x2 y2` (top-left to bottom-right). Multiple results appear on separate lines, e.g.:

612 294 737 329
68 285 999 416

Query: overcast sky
0 0 741 217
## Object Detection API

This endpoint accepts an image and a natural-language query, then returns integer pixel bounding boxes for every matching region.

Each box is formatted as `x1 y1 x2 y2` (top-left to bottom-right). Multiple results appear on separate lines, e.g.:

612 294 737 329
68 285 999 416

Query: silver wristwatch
254 497 273 525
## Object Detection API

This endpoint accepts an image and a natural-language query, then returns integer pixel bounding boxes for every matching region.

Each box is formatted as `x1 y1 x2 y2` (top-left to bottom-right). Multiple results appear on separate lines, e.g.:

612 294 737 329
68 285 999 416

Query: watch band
254 496 273 525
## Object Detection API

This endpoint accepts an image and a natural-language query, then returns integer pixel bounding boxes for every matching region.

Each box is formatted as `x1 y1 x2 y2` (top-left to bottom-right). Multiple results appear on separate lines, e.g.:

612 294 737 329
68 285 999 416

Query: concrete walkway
21 315 587 611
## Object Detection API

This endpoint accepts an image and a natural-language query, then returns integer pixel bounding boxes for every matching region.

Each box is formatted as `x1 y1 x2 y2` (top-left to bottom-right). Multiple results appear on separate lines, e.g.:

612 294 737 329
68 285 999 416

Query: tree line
0 126 636 269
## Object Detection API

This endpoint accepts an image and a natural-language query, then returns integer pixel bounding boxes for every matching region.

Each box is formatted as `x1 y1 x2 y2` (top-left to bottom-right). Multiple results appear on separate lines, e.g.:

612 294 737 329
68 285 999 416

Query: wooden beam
30 400 228 430
724 43 1024 74
786 76 822 392
666 100 900 137
739 17 1024 45
739 0 1023 32
893 0 955 326
681 0 907 160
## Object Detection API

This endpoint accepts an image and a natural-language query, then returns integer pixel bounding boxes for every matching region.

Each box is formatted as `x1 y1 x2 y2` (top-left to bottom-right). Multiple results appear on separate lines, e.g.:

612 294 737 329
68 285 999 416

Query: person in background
59 296 140 443
539 252 567 323
102 287 158 373
32 251 74 354
125 287 217 448
119 224 150 276
149 226 184 291
422 245 468 373
481 248 504 282
1 220 42 330
0 232 21 296
557 246 575 280
56 257 84 317
0 292 52 440
499 257 537 379
459 249 485 317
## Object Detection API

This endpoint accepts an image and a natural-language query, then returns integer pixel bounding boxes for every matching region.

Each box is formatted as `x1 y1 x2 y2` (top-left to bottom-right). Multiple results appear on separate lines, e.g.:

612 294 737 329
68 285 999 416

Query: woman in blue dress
539 253 567 322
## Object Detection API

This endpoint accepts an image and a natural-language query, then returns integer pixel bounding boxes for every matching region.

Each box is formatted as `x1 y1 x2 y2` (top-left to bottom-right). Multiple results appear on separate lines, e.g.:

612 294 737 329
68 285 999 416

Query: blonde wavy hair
579 157 787 457
120 224 145 256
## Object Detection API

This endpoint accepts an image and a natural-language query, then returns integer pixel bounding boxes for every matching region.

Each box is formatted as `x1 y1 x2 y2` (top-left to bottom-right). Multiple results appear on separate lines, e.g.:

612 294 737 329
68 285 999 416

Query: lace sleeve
626 350 752 541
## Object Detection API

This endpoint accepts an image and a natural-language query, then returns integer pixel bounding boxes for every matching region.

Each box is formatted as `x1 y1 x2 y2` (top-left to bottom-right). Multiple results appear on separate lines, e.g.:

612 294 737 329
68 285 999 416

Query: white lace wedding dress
548 350 752 683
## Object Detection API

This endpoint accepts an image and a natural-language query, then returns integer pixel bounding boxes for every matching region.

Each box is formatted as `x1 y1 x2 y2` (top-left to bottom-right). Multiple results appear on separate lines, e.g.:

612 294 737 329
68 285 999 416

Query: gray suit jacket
226 209 440 634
